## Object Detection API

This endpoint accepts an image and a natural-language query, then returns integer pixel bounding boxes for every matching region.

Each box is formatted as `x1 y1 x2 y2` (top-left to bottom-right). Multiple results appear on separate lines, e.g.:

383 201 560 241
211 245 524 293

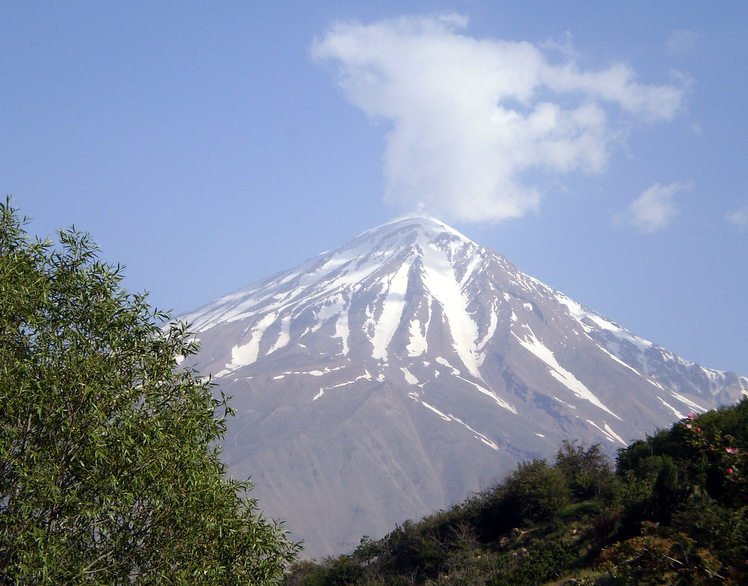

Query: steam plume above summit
311 14 688 223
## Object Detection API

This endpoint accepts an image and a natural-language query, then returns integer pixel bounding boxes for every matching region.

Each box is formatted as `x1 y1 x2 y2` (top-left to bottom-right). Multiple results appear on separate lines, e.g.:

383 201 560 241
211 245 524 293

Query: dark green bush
555 440 613 500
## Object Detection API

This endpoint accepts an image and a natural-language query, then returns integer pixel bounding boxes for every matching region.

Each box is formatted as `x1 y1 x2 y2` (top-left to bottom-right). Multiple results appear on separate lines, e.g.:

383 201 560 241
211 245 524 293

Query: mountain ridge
181 215 747 557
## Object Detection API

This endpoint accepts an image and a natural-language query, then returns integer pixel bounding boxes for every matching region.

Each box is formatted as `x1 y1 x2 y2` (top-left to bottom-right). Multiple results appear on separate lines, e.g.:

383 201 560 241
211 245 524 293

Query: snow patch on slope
216 313 277 376
477 302 499 352
436 357 460 375
586 420 626 445
312 371 374 401
670 392 708 414
513 326 620 420
401 367 419 385
268 315 291 354
407 318 428 356
420 401 499 450
455 375 517 414
556 292 653 352
420 233 481 377
658 397 685 419
368 260 411 362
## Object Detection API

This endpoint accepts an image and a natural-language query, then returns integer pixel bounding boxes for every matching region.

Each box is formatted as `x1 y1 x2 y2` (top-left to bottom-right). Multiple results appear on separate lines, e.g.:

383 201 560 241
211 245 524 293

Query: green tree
555 440 612 500
502 459 570 526
0 200 299 584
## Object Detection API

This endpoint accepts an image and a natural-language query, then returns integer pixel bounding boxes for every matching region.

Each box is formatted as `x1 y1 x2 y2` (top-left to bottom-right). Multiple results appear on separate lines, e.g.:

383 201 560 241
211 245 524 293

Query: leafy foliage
555 440 613 500
599 521 724 585
473 458 570 544
285 400 748 585
609 400 748 583
0 200 299 584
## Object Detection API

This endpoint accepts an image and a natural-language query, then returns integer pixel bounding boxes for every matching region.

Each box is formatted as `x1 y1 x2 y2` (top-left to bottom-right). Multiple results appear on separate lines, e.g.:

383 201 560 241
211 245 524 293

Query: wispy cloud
666 30 700 55
311 14 689 223
620 182 691 232
726 201 748 227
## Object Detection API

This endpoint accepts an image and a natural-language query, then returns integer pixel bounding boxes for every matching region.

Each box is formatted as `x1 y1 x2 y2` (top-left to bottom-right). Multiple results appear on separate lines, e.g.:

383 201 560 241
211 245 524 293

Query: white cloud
311 14 688 223
726 202 748 227
621 182 691 233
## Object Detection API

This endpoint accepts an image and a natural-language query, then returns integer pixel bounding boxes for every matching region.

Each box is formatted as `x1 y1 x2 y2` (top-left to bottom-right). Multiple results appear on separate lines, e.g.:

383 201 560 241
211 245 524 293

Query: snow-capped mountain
182 215 747 557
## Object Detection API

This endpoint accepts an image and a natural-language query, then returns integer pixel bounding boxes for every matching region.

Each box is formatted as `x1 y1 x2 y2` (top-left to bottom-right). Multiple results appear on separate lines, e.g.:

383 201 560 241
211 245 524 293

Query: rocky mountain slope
181 216 747 557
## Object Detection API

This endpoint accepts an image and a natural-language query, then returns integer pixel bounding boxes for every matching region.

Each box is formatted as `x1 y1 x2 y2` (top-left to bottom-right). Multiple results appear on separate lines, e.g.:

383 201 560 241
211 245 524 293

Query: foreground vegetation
286 400 748 585
0 201 299 584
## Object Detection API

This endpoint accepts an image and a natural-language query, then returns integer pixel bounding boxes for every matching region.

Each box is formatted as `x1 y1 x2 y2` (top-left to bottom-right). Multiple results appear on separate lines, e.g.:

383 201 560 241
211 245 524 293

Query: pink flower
726 447 739 454
685 423 692 429
687 413 696 420
726 468 734 474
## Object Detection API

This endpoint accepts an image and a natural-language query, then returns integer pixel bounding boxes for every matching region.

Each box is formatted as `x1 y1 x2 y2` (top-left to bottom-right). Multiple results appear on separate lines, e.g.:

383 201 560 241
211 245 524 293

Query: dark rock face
182 216 747 557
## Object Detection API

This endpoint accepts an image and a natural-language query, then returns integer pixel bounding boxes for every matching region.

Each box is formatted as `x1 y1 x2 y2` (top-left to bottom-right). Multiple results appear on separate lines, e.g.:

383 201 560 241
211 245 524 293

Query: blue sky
3 1 747 376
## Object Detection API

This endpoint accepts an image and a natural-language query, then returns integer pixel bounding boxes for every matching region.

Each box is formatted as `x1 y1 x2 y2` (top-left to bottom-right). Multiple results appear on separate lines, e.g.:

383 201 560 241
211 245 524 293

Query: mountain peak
359 214 482 262
183 214 486 335
357 214 476 246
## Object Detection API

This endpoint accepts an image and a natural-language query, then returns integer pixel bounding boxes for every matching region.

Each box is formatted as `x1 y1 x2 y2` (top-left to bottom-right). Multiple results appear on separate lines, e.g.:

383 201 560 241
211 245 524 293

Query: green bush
555 440 613 500
502 459 571 525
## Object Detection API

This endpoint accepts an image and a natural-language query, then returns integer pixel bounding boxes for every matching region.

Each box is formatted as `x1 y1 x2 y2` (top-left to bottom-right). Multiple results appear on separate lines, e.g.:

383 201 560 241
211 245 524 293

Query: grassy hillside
284 399 748 585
